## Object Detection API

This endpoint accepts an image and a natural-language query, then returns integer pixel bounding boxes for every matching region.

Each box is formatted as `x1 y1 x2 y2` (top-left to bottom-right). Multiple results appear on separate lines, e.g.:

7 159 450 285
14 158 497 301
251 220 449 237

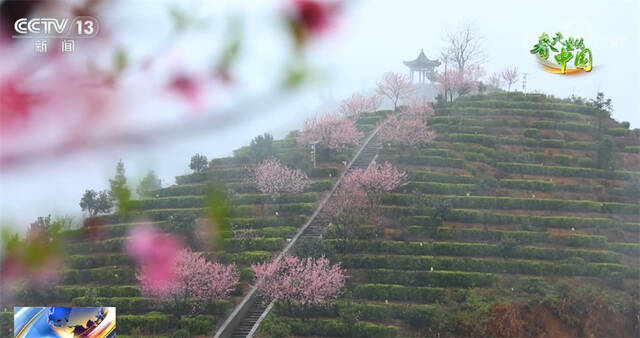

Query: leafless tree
488 72 502 90
376 72 415 111
500 66 519 91
442 21 488 73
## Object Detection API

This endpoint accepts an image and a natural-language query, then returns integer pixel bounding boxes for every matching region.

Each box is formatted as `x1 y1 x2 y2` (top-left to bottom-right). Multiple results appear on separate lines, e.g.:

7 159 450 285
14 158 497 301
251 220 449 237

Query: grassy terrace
258 92 639 337
3 111 391 337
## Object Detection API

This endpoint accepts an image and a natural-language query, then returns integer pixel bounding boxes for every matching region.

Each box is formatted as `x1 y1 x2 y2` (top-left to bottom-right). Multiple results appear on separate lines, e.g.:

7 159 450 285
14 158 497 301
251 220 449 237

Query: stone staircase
301 135 381 239
217 124 385 338
229 301 268 338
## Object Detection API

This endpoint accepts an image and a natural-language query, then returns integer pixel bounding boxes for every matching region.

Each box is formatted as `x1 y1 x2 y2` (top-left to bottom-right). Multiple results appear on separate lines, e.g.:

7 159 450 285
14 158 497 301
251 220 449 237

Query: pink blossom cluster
138 248 238 308
379 112 435 147
324 162 405 223
345 161 407 194
255 158 311 196
297 114 363 150
437 69 477 99
338 93 380 119
252 255 345 306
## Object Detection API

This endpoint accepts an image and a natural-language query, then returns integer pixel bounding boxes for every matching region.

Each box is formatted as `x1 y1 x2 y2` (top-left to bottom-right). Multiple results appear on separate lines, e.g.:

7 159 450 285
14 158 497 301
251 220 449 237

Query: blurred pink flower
126 225 184 291
167 74 205 108
292 0 339 35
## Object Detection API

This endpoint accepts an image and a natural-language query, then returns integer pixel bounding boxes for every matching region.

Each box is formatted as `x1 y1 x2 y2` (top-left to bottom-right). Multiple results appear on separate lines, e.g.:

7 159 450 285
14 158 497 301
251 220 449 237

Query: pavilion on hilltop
403 49 441 83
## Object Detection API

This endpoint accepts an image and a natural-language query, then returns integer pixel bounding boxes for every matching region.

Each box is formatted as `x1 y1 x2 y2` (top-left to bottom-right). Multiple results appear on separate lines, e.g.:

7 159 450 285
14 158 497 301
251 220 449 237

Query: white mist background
1 0 638 230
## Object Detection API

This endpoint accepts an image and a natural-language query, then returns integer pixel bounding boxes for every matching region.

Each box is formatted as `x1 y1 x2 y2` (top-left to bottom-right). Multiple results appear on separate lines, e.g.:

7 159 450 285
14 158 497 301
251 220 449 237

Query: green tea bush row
401 182 477 195
498 162 639 180
352 283 445 302
286 318 398 337
283 301 447 330
175 167 250 185
218 250 271 265
439 106 584 121
179 315 215 335
347 255 634 277
228 215 307 229
382 194 639 214
407 170 477 184
229 192 318 204
63 266 136 284
72 296 154 313
382 155 464 168
438 228 608 249
224 238 285 252
118 313 172 335
447 209 616 229
67 254 130 269
363 269 497 287
499 179 555 191
609 242 640 256
338 241 619 262
450 99 598 115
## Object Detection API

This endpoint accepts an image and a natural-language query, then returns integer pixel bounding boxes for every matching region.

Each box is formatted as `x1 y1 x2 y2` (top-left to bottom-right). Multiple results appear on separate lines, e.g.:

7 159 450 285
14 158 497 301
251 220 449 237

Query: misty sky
1 0 638 230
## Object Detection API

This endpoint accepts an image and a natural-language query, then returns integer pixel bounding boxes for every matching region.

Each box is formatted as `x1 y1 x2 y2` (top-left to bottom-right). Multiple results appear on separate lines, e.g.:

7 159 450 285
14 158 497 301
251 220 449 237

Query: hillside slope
258 92 640 337
3 92 638 337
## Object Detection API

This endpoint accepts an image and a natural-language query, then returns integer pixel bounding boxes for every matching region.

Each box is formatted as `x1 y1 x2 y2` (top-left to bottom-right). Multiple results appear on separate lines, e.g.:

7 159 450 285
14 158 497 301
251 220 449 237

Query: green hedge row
499 179 555 192
437 227 609 249
448 209 616 229
352 284 445 302
176 167 251 185
224 238 285 253
348 255 636 278
284 300 447 330
63 266 136 284
363 269 497 287
407 170 477 184
72 296 155 313
402 182 477 195
439 106 585 121
67 237 126 254
218 250 271 265
383 155 465 168
429 115 523 128
67 253 130 269
609 242 640 256
228 215 307 229
118 313 172 335
498 162 639 180
450 99 598 115
286 318 398 337
229 192 318 204
382 193 639 215
332 239 619 263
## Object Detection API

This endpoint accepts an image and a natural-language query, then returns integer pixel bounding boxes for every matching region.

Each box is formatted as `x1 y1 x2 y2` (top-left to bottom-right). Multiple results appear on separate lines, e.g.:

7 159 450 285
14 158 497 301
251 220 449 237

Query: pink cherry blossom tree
252 255 345 315
346 161 406 194
338 93 381 119
138 248 238 314
297 114 362 150
437 69 476 102
376 72 415 111
379 113 435 148
254 158 311 200
324 162 405 245
501 66 519 91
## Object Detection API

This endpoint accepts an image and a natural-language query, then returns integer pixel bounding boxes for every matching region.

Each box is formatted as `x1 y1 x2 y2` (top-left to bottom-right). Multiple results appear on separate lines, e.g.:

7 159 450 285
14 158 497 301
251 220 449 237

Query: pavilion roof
403 49 441 69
